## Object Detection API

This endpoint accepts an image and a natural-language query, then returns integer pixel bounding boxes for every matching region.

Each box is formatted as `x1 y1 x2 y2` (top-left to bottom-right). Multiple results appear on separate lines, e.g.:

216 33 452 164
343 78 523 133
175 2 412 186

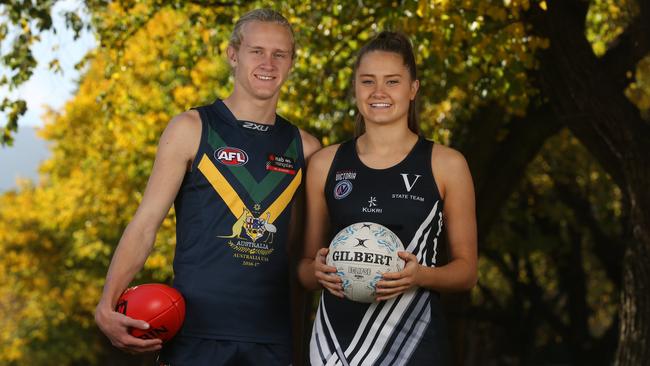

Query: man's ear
227 45 238 68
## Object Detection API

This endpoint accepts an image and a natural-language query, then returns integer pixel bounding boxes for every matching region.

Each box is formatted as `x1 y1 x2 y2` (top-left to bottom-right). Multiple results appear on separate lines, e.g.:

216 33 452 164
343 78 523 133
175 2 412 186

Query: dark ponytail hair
353 31 419 136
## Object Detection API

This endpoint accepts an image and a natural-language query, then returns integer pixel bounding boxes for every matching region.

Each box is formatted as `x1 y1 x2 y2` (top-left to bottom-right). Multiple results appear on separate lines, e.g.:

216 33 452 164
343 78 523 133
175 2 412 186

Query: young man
94 9 321 365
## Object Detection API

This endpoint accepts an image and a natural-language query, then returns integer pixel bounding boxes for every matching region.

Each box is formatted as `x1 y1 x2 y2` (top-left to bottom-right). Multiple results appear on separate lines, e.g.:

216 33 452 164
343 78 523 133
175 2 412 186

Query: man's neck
222 90 279 125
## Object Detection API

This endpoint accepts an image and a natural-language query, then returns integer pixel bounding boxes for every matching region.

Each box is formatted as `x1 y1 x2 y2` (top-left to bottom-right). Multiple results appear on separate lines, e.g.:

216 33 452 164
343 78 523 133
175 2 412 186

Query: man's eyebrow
245 45 290 53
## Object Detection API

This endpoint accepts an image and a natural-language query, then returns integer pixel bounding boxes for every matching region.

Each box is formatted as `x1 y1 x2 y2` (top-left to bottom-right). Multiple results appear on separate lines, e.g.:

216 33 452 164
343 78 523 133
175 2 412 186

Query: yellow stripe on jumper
198 154 246 219
262 168 302 223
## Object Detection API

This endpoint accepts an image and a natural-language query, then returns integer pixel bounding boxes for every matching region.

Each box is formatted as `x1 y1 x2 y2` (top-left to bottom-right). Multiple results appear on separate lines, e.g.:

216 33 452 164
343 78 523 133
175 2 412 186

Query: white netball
326 222 405 303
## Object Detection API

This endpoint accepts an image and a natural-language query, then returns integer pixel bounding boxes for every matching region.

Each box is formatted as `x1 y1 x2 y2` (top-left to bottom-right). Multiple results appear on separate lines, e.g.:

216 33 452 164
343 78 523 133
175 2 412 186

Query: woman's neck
357 123 418 156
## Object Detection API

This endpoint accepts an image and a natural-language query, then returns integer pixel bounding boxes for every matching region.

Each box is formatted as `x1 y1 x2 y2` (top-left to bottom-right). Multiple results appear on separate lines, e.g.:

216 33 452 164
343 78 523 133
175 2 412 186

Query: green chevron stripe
207 126 299 203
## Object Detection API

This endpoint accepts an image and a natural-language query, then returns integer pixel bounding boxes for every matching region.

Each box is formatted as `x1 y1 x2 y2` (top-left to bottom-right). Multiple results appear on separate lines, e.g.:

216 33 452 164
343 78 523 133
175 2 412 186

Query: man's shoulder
166 110 202 136
173 109 201 125
158 110 202 158
308 143 340 172
298 129 322 160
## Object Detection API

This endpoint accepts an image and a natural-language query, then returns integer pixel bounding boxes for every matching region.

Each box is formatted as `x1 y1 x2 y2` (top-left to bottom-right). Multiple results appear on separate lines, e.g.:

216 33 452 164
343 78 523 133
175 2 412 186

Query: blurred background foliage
1 0 648 365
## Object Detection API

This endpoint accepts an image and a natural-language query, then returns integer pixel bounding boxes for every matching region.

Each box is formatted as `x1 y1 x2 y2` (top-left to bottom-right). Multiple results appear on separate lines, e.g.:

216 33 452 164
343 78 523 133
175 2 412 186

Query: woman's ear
410 79 420 100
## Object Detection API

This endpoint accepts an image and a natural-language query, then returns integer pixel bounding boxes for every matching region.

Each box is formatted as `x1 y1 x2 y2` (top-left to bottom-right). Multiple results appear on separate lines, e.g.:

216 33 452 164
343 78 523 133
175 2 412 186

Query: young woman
298 31 477 365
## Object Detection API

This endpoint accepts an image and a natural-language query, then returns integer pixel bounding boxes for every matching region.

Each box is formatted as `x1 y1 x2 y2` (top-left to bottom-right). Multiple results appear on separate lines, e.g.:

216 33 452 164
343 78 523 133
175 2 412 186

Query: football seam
133 304 178 338
153 286 185 328
129 285 184 338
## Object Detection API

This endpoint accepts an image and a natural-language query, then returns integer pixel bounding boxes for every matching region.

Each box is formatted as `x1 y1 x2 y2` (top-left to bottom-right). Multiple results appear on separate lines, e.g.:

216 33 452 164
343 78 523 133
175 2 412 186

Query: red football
115 283 185 342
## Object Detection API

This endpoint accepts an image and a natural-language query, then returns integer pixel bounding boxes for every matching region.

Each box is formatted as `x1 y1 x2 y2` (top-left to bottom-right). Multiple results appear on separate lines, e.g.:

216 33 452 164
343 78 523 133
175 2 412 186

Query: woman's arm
377 145 477 300
297 145 344 297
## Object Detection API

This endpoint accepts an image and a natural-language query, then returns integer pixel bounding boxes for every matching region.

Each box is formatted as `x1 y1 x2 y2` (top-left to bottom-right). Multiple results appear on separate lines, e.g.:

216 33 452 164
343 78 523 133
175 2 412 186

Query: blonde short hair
229 8 295 58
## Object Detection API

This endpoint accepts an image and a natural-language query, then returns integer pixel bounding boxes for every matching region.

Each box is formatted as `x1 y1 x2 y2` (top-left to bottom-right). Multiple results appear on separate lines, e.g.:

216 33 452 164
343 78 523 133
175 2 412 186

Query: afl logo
215 147 248 166
334 180 353 200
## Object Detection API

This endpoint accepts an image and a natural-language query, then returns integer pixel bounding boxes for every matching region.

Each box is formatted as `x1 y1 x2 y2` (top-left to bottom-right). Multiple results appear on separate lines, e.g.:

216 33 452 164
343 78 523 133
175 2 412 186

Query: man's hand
95 304 163 354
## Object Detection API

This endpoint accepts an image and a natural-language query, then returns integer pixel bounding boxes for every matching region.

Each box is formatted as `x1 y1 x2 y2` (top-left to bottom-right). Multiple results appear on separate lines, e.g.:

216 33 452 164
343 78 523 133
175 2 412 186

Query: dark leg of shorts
157 336 291 366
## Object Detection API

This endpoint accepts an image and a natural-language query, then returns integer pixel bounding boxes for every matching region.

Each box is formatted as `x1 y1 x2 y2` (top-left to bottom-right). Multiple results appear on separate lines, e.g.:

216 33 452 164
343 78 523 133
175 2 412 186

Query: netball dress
310 137 449 366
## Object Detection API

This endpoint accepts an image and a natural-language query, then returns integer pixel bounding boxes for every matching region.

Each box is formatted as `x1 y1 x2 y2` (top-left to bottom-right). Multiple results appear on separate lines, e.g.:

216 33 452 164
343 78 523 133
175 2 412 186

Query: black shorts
157 336 292 366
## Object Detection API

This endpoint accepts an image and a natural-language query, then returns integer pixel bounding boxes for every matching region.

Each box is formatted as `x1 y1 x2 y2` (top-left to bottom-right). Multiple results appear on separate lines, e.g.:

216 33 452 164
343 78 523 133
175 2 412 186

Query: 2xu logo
215 147 248 166
242 121 270 132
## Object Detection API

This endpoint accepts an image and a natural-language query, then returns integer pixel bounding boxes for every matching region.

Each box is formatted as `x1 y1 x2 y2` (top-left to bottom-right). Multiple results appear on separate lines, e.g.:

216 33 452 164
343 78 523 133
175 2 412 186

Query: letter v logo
400 173 421 192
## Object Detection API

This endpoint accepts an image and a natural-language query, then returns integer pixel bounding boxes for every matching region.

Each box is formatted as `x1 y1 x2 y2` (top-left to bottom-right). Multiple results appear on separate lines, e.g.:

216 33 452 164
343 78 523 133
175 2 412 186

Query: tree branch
456 103 562 238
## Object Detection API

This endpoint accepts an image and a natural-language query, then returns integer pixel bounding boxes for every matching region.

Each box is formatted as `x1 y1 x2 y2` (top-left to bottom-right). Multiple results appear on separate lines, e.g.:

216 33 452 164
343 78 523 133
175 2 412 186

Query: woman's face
354 50 419 128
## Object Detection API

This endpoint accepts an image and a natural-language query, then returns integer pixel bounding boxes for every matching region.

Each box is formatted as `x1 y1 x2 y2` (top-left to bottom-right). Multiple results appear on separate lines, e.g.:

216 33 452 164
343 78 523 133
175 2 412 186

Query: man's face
228 21 294 101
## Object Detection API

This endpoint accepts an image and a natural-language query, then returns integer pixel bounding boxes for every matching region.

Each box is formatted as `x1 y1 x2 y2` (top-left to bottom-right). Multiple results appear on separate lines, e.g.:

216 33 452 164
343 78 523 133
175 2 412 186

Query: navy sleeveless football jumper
310 137 449 366
172 99 304 345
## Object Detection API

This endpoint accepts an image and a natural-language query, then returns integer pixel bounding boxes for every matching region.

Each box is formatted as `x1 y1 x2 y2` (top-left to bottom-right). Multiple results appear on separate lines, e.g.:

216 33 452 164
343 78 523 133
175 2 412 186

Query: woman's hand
375 251 421 301
314 248 345 298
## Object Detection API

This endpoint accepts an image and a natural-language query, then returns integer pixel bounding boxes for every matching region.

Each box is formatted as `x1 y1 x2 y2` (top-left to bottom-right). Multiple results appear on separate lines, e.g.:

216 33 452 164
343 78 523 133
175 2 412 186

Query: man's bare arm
94 111 200 354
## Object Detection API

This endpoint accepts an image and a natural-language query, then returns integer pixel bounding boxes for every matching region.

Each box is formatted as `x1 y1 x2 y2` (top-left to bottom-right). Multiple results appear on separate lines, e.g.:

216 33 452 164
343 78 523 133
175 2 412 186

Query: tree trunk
526 1 650 363
617 241 650 365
